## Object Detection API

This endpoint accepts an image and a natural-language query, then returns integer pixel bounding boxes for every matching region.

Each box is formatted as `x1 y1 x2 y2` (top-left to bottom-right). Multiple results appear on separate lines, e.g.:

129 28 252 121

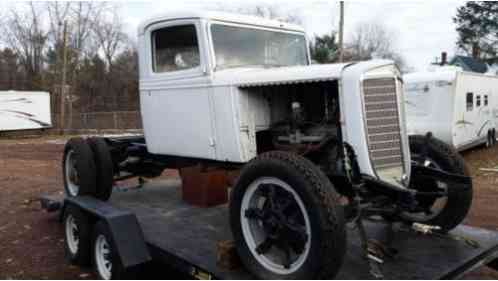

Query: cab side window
476 95 481 107
152 25 200 73
485 95 489 106
466 92 473 111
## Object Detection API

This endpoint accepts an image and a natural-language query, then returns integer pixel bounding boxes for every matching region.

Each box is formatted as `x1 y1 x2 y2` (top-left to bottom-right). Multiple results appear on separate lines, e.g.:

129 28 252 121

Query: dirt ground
0 136 497 279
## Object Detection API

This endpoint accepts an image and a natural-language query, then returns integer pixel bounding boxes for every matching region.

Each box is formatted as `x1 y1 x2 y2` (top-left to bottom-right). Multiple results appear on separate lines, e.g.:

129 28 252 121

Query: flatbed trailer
41 179 498 279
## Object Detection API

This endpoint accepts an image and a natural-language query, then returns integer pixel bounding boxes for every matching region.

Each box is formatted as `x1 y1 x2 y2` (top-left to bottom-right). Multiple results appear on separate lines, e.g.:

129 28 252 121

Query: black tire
92 221 129 280
64 205 92 266
405 135 473 232
63 137 97 197
492 129 496 146
87 137 114 201
230 151 346 279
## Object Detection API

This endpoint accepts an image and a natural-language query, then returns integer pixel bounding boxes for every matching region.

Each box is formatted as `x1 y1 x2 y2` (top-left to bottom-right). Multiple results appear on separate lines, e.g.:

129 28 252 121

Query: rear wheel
63 138 97 197
403 135 473 232
87 137 114 201
230 151 346 279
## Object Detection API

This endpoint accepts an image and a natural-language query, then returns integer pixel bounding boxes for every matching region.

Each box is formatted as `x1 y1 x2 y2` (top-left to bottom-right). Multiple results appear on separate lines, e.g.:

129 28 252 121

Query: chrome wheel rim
65 215 79 255
240 177 311 275
95 235 112 280
65 150 79 196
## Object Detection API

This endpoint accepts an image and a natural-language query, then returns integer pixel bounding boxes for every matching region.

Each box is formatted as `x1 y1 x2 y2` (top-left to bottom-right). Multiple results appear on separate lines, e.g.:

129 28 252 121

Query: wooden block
180 165 229 207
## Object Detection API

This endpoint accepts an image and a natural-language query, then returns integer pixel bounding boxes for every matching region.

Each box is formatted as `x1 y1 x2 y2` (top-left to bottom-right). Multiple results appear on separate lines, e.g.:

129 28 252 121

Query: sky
1 0 465 71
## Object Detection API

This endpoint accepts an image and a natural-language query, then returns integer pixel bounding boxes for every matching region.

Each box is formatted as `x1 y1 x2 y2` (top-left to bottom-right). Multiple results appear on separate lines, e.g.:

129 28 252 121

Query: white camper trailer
404 68 498 151
0 91 52 132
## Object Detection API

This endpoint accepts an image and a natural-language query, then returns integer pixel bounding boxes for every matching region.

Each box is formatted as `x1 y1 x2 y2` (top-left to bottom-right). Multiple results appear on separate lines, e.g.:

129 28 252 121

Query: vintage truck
60 11 473 279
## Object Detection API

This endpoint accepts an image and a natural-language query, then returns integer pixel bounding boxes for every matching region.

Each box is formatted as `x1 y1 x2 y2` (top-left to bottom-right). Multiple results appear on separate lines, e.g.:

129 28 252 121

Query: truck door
139 20 217 159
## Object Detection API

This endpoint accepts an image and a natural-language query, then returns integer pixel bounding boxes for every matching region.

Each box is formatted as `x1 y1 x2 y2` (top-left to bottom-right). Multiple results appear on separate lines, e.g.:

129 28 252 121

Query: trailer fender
63 196 151 268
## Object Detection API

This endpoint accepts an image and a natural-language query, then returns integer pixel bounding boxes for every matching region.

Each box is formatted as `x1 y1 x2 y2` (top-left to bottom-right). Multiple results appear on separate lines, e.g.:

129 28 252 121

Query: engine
263 81 341 155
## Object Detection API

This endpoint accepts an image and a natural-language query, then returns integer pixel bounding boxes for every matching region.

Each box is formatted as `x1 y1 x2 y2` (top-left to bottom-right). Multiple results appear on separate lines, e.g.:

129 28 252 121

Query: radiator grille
363 78 403 170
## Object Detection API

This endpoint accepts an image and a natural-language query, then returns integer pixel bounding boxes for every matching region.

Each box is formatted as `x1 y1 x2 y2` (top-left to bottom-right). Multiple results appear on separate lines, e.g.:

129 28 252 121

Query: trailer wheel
63 138 97 197
230 151 346 279
64 205 92 265
88 137 114 201
92 221 128 280
404 135 473 232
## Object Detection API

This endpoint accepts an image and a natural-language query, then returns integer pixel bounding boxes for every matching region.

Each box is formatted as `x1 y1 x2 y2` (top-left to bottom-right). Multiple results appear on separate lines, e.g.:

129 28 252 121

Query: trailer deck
42 179 498 279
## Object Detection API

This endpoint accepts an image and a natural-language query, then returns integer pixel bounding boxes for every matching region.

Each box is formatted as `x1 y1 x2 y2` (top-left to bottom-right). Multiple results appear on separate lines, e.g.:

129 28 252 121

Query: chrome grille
363 78 403 169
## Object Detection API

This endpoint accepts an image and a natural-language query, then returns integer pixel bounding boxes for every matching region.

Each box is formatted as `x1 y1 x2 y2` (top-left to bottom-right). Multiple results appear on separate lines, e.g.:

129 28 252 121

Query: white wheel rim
95 235 112 280
65 215 79 255
65 150 79 196
240 177 311 275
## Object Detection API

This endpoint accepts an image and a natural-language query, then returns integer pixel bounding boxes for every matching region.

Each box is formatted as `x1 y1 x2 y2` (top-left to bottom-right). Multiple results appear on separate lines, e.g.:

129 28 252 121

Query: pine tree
454 1 498 61
310 33 338 63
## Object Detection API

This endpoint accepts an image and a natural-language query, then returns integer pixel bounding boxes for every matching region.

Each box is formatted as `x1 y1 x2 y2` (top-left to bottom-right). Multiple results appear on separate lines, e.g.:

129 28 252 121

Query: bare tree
92 10 127 70
46 2 71 45
46 1 109 77
347 21 407 71
2 2 49 88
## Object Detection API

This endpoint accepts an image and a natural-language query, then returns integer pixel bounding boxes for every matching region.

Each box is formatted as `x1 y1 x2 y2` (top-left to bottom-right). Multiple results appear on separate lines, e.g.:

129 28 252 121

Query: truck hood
212 63 355 87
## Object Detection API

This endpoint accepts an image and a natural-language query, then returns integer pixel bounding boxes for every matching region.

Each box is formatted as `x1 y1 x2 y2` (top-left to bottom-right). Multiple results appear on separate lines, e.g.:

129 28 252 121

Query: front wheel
403 135 473 232
230 151 346 279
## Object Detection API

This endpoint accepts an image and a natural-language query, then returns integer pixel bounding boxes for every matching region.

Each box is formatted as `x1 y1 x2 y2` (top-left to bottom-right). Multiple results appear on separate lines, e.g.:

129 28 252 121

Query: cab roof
138 10 305 35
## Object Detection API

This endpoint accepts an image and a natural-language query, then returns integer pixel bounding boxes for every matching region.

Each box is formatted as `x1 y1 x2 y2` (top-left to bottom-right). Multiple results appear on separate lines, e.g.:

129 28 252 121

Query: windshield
210 24 309 70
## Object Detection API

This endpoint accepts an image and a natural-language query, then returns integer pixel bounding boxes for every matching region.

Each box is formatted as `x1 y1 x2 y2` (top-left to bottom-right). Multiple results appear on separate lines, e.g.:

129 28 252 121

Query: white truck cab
137 11 411 188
